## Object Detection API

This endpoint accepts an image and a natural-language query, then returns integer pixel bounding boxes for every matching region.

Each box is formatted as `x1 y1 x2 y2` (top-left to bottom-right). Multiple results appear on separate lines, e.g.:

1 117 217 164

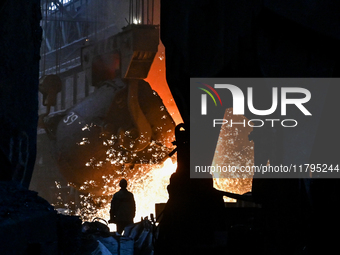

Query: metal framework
40 0 155 77
40 0 115 76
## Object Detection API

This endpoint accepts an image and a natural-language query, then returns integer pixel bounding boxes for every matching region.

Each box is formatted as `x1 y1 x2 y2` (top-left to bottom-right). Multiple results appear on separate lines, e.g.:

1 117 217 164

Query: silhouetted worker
109 179 136 234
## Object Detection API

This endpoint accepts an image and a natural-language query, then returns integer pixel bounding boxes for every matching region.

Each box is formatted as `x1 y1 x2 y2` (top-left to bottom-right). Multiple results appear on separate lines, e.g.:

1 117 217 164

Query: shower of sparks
98 157 177 222
82 123 94 131
54 157 177 224
77 137 90 146
53 108 256 222
52 112 255 226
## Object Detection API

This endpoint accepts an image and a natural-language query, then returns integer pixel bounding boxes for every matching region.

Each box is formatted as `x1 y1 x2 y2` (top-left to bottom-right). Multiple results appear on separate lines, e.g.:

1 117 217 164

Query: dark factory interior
1 0 340 254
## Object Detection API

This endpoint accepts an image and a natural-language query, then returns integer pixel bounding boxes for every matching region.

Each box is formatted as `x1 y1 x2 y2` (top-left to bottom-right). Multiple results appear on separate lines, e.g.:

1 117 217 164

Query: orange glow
80 158 177 226
72 36 181 223
145 41 183 125
144 0 182 125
